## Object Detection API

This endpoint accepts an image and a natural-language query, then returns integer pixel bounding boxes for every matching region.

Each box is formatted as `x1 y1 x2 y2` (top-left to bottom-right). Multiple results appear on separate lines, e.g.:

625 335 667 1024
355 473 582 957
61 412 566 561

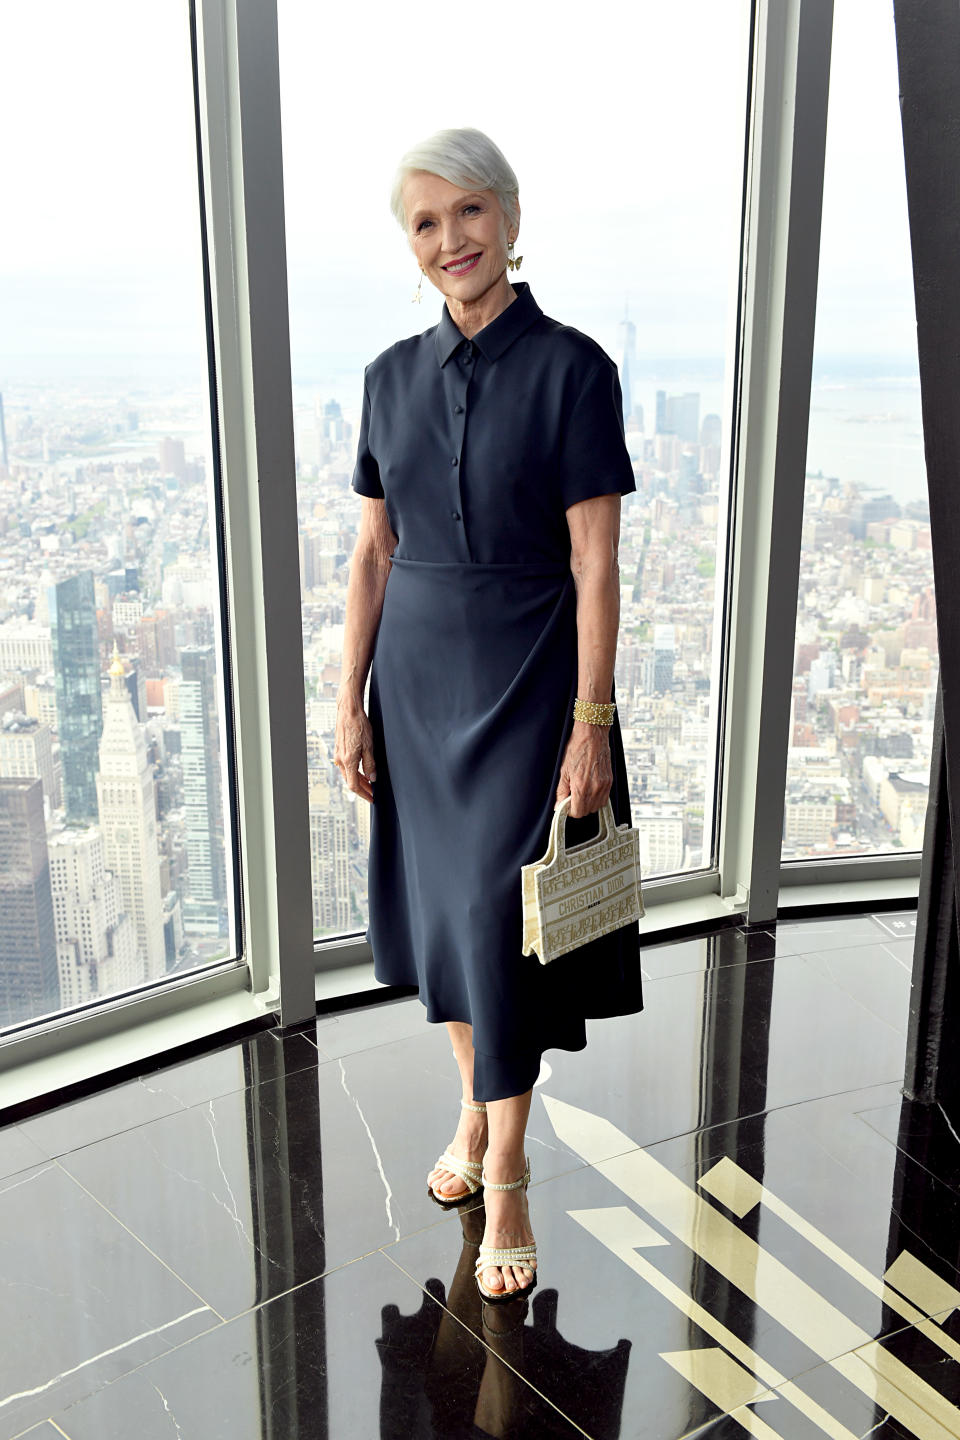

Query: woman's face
402 171 518 306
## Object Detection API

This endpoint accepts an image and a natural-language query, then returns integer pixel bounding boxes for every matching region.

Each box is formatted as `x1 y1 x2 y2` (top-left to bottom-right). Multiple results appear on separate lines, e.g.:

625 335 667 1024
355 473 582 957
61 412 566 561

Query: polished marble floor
6 908 960 1439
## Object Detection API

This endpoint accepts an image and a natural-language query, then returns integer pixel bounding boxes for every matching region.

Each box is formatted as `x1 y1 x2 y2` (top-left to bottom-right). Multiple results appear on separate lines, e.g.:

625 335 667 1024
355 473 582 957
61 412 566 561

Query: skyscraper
310 779 351 935
0 712 59 812
617 305 637 367
620 349 633 426
665 393 701 445
49 571 102 825
159 436 186 481
179 645 228 934
48 826 137 1008
96 648 165 977
618 305 636 425
0 777 58 1027
653 624 677 694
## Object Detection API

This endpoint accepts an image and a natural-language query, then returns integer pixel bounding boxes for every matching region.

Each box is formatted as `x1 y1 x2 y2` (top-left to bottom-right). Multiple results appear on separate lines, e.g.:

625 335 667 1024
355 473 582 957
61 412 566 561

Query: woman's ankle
482 1147 526 1180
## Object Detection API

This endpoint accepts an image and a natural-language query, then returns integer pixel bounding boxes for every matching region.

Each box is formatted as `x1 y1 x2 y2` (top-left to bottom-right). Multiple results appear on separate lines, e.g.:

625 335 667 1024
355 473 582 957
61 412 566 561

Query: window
0 3 239 1032
278 0 752 938
783 0 932 863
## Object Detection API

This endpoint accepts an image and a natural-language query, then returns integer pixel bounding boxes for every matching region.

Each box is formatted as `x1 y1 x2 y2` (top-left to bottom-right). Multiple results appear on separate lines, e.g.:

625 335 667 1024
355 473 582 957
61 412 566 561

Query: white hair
390 127 520 234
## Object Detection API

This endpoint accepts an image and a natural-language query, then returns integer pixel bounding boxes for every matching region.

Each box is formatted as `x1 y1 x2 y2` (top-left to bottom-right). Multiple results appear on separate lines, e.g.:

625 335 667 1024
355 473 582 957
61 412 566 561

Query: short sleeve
350 372 384 498
558 361 636 510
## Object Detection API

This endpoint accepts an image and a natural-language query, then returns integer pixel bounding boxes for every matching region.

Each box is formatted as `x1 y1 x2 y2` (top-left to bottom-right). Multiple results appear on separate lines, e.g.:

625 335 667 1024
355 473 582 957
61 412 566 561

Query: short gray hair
390 127 520 234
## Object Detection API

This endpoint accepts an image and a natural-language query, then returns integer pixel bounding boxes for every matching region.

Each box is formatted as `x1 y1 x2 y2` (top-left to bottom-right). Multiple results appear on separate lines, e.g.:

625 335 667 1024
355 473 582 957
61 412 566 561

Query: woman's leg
427 1021 489 1199
479 1089 537 1295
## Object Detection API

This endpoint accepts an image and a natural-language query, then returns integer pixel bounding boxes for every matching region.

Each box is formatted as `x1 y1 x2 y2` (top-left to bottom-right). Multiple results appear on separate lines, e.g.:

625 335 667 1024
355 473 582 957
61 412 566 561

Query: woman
334 127 643 1302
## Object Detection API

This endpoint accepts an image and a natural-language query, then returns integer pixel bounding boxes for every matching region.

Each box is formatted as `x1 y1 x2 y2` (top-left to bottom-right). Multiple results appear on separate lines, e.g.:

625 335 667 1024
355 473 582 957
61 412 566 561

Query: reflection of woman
335 126 643 1300
375 1209 633 1437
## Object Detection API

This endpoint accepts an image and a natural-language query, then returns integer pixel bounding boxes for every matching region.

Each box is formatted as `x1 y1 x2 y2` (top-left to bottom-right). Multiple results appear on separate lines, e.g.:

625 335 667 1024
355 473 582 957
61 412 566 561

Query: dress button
451 510 461 521
454 404 464 414
451 457 458 466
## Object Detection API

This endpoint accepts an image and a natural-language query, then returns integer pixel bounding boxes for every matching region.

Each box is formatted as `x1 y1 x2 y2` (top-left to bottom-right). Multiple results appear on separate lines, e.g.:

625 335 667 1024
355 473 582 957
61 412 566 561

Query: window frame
0 0 921 1111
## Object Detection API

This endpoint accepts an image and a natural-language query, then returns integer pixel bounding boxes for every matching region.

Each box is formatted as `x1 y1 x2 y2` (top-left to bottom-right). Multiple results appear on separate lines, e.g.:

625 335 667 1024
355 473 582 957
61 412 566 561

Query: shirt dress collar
434 281 543 367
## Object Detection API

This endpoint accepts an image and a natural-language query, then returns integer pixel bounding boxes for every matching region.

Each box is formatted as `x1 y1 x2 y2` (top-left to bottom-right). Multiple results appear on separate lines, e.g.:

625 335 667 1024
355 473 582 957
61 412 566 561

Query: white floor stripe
570 1206 860 1440
544 1095 960 1440
697 1155 960 1365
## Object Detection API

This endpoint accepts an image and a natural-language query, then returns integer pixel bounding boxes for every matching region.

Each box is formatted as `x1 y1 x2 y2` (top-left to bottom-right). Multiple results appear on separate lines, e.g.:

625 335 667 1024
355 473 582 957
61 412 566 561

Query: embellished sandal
474 1157 538 1303
427 1099 488 1207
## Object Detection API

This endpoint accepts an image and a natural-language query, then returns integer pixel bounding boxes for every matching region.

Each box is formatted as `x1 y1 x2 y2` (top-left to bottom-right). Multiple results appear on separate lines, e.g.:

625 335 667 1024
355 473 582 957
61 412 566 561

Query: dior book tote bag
520 794 644 965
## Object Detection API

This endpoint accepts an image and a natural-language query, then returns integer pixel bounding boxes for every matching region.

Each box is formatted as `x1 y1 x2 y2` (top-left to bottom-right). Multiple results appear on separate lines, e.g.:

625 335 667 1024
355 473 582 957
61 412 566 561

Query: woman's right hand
334 692 377 803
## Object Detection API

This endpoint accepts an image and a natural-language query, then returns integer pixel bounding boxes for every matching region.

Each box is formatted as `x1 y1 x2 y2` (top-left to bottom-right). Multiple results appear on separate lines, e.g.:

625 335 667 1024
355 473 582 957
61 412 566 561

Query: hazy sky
0 0 918 383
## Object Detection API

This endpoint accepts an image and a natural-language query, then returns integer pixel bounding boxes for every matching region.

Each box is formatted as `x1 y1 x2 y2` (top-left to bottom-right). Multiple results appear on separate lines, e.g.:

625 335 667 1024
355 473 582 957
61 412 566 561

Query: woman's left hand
555 721 614 818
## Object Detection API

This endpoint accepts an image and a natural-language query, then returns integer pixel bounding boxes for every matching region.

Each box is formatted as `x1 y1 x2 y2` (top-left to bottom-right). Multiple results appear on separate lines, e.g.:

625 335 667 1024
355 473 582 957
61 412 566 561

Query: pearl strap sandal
427 1099 487 1207
474 1157 538 1303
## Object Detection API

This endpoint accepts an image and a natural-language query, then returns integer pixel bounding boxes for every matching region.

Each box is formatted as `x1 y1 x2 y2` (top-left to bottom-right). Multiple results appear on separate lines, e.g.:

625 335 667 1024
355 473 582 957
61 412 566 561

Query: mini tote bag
521 794 644 965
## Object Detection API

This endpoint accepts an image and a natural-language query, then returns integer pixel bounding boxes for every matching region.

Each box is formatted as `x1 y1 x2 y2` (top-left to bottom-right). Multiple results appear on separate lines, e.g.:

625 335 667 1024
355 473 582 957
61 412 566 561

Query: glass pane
0 3 239 1031
278 0 751 935
783 0 932 862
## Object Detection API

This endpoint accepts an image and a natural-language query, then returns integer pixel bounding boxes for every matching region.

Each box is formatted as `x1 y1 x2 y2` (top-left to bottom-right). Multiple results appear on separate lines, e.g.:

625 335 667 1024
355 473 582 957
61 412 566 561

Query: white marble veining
0 1165 56 1197
0 1307 211 1414
338 1058 399 1242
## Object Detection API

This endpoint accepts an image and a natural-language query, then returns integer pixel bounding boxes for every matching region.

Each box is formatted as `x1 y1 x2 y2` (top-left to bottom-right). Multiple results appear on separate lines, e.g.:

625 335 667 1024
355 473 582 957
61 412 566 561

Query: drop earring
506 239 523 272
412 267 424 303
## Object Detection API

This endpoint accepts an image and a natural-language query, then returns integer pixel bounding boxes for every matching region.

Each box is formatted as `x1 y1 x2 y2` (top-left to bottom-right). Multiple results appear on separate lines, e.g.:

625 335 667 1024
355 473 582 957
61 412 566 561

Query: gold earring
412 267 424 303
506 239 523 272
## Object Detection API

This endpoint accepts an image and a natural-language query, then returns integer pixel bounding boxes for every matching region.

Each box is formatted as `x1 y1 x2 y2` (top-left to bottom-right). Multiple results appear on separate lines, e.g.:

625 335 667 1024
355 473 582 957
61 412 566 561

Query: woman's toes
484 1267 505 1292
430 1169 467 1197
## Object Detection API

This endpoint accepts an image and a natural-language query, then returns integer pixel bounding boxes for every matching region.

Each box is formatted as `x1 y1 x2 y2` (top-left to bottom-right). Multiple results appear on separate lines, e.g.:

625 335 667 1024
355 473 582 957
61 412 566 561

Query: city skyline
0 351 938 1031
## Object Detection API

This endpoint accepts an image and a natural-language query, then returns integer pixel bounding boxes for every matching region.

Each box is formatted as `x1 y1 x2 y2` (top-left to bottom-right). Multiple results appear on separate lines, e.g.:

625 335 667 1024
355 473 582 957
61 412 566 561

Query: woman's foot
427 1100 488 1201
477 1152 537 1297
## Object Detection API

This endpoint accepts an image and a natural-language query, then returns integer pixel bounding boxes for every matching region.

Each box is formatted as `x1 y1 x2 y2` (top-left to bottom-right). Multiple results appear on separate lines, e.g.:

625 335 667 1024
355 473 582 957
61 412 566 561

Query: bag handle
551 794 616 862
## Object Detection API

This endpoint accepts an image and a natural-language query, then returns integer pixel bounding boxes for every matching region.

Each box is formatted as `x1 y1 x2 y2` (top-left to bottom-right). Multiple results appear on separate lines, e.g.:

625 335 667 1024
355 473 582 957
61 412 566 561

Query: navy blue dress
351 281 643 1101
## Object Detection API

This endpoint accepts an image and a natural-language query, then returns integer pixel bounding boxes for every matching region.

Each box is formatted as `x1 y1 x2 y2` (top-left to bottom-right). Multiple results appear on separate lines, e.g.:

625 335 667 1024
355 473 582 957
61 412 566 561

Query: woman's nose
440 221 463 255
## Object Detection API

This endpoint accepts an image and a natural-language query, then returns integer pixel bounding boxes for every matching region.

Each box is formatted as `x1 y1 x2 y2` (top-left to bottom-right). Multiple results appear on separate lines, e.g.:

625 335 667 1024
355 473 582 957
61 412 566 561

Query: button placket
439 341 475 559
450 350 473 550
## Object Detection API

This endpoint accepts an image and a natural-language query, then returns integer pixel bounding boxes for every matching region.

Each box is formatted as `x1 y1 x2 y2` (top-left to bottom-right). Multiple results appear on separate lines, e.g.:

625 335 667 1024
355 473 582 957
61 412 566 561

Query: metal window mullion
194 0 314 1024
719 0 834 923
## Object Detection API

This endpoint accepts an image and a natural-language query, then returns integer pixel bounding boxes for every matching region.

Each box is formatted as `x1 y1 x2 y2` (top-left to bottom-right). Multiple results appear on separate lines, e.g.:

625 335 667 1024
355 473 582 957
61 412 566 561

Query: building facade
179 645 228 934
0 777 58 1026
49 572 102 826
95 651 166 978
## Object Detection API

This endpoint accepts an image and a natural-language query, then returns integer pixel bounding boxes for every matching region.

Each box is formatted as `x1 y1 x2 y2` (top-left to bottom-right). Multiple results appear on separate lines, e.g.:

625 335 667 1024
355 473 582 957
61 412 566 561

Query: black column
894 1 960 1106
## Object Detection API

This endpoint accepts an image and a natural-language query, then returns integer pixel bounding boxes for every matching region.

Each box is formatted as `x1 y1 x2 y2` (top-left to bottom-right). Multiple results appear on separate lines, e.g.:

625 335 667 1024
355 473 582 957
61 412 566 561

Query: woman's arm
556 492 622 818
334 496 398 802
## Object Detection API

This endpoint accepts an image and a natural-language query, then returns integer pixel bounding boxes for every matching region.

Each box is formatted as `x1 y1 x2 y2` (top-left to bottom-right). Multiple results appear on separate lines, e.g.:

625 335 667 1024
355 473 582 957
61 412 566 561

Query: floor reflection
377 1203 631 1438
11 910 960 1440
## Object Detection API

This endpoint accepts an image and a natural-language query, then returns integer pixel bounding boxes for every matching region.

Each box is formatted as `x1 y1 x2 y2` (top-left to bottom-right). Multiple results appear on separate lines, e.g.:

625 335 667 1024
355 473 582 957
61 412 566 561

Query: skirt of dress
364 556 643 1101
